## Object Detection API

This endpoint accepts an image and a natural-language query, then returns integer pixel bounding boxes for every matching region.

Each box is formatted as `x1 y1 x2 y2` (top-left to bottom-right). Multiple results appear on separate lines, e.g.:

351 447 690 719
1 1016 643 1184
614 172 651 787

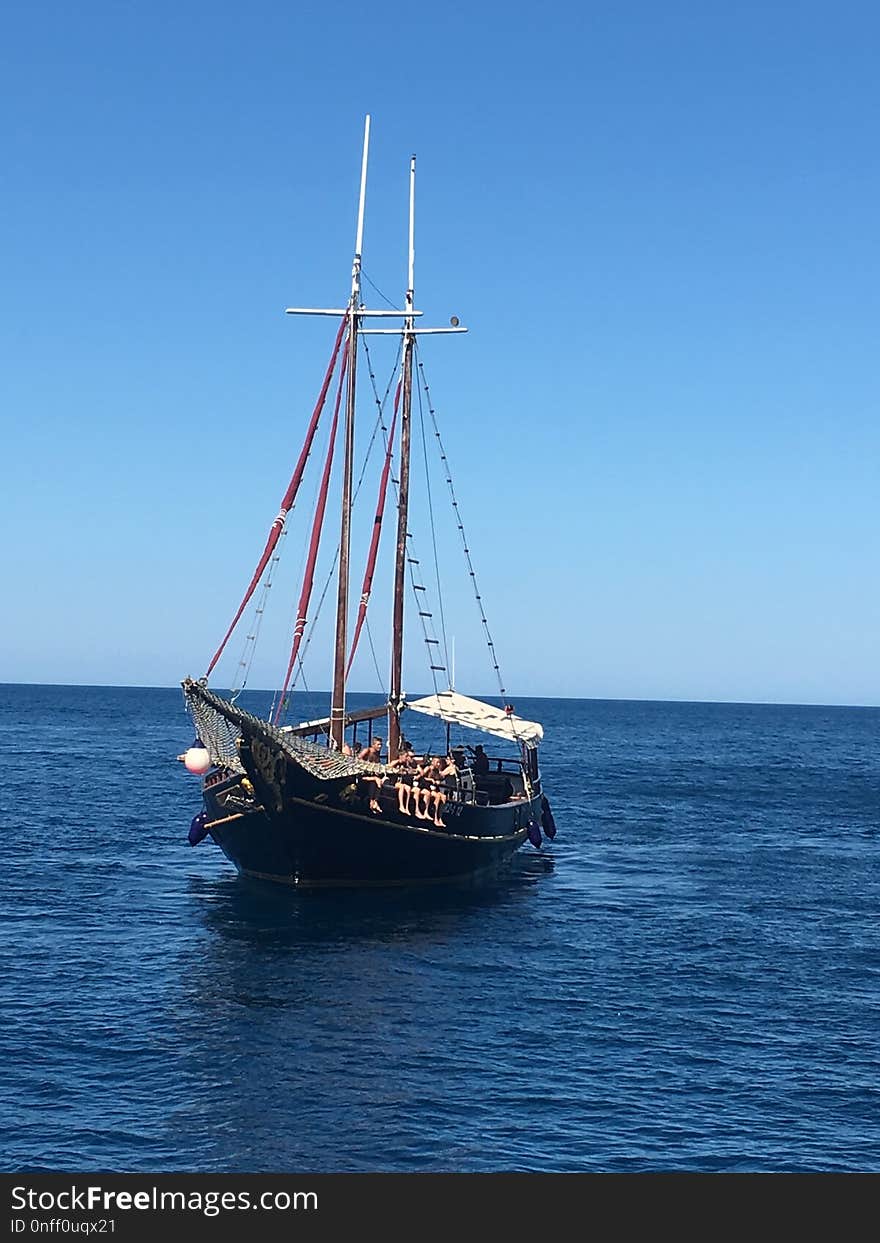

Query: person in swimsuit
389 747 417 814
437 753 459 825
357 736 384 813
358 737 382 762
418 755 457 827
405 756 435 822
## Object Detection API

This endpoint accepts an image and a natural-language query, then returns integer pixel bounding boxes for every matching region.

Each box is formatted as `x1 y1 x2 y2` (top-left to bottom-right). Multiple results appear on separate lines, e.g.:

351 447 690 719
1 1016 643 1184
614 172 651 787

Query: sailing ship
180 118 556 887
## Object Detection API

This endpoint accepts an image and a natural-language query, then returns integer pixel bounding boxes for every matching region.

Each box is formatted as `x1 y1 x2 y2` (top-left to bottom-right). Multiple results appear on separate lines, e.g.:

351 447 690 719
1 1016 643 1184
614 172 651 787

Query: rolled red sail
273 342 350 723
205 315 347 679
345 381 401 679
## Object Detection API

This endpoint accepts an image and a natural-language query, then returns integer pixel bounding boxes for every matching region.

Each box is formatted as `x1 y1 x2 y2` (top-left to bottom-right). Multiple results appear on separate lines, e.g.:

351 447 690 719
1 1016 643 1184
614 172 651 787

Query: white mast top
407 154 415 309
362 147 467 338
351 114 371 303
286 120 459 334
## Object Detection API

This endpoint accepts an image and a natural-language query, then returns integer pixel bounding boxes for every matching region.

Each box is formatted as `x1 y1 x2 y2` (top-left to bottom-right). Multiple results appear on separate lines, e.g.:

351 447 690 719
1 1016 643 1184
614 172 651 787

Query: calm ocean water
1 684 878 1173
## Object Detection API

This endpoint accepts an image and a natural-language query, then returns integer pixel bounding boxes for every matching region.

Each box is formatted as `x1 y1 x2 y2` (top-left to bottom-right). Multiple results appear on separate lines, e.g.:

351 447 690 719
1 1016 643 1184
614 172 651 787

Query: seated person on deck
416 756 456 828
357 736 384 813
389 747 417 814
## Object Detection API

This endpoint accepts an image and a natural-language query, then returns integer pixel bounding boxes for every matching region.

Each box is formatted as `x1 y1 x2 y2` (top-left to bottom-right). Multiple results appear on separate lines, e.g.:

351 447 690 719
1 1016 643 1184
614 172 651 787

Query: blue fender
188 810 210 846
540 796 557 840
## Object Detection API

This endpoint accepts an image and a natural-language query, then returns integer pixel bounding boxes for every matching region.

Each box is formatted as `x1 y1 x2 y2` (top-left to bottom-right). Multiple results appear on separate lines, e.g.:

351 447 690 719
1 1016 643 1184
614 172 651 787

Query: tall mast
388 156 416 761
330 114 370 750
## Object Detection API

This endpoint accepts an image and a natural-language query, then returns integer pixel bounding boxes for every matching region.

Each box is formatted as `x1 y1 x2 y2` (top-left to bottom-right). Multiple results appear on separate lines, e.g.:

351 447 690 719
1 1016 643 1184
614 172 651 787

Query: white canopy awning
406 691 543 747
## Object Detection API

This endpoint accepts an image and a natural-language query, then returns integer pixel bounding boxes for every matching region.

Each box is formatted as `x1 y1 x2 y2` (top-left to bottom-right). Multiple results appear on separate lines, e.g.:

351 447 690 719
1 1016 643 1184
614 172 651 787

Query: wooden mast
330 115 370 751
388 155 416 761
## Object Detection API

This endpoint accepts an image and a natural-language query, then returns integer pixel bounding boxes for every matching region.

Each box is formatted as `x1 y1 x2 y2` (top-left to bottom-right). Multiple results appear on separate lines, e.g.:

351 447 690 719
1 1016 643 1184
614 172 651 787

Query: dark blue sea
2 684 879 1173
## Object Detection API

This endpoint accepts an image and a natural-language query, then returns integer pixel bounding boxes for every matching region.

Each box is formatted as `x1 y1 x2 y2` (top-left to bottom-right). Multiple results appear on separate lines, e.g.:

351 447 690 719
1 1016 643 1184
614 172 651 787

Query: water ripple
2 686 879 1171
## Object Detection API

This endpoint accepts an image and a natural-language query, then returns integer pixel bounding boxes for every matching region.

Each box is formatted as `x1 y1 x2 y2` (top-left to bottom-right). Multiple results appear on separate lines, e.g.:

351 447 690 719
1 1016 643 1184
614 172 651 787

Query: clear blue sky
3 1 878 706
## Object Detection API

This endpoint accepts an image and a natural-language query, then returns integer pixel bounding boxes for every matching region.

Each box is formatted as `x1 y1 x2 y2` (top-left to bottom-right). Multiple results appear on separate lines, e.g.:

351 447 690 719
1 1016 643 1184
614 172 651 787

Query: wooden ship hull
187 683 544 888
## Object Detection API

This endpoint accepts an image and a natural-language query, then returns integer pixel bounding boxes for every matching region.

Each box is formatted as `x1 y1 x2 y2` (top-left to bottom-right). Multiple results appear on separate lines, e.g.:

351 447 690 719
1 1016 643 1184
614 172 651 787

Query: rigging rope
416 352 509 705
415 356 451 678
230 528 284 701
360 269 398 309
272 342 349 725
268 416 332 720
276 335 400 717
205 314 347 679
363 616 386 695
364 338 445 701
345 380 401 678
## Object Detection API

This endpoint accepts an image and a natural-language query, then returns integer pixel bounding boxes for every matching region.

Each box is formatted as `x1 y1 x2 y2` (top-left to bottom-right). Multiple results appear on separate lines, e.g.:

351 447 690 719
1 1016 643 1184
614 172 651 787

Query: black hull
205 797 535 888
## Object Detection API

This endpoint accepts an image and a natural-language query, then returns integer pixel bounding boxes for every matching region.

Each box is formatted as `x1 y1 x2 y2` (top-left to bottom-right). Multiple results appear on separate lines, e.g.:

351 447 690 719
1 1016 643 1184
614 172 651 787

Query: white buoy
184 747 211 775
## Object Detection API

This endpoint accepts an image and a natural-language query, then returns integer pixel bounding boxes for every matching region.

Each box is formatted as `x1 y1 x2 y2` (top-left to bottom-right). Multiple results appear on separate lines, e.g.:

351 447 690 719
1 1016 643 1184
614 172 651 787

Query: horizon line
1 680 878 712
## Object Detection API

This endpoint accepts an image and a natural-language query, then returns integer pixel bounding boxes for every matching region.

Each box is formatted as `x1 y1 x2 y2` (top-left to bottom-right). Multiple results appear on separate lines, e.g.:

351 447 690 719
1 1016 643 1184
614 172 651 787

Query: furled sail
406 691 543 747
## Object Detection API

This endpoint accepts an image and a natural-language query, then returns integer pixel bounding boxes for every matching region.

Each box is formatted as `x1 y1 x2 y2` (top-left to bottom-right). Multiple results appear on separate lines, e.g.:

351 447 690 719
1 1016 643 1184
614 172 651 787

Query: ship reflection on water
187 850 555 955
